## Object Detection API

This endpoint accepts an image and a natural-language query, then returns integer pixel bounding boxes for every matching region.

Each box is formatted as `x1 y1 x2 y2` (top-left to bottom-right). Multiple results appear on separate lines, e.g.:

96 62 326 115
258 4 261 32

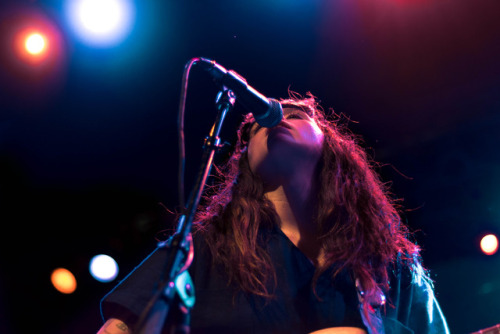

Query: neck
264 171 324 266
265 182 316 234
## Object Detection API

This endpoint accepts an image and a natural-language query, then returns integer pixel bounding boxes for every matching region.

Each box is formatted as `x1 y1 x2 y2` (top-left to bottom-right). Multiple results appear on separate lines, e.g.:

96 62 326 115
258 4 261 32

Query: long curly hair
193 92 421 326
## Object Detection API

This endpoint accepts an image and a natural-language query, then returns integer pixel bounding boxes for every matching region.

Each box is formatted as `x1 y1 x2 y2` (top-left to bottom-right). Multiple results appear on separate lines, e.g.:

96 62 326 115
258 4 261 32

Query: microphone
197 58 283 128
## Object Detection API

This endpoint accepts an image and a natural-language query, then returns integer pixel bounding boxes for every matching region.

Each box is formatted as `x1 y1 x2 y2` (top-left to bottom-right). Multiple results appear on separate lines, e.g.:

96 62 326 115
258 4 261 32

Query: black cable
177 57 200 211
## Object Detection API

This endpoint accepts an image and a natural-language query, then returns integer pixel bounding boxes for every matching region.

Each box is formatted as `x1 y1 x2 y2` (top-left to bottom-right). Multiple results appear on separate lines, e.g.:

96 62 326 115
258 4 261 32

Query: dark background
1 0 500 333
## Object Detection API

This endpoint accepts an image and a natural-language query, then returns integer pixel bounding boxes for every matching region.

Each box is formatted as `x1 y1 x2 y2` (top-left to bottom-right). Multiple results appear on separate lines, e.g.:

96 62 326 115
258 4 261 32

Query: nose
275 119 292 129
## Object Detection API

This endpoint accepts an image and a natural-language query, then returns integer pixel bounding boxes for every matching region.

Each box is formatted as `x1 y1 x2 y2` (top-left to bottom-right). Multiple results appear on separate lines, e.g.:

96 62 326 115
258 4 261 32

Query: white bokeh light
65 0 135 47
89 254 119 282
480 234 499 255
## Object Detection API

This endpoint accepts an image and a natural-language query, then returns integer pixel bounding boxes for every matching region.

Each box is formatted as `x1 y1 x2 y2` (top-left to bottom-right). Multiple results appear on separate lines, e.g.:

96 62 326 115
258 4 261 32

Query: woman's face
247 107 324 183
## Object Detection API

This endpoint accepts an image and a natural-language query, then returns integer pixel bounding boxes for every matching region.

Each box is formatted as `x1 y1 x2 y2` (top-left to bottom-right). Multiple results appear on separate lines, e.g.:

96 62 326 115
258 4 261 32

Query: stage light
391 0 432 5
3 7 66 70
89 254 119 282
14 27 54 65
480 234 498 255
65 0 135 47
51 268 77 294
25 33 46 55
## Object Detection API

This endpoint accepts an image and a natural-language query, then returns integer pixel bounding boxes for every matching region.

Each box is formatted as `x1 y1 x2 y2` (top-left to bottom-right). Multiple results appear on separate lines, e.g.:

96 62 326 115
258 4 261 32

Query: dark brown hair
194 92 421 326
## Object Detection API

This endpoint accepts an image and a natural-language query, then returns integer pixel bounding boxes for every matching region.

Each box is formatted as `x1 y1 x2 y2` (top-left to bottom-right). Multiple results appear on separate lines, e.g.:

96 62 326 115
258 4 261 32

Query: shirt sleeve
408 265 450 334
100 246 171 328
365 261 451 334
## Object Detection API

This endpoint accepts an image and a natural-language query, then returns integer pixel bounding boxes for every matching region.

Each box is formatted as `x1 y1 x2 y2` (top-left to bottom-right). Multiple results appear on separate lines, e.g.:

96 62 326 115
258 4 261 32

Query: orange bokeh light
51 268 77 294
3 5 66 68
1 5 68 108
25 32 47 55
15 27 51 65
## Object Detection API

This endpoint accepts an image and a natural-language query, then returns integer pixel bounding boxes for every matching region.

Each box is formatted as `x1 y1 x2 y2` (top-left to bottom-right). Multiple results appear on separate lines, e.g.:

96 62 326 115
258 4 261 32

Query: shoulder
385 255 435 311
383 257 450 333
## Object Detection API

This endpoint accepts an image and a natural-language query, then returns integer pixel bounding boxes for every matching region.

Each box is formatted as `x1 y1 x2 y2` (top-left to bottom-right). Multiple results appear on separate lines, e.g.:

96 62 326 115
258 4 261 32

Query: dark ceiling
1 0 499 333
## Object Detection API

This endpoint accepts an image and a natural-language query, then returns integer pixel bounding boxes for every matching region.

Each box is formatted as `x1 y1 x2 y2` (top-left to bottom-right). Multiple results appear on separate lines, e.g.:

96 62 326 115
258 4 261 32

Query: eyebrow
283 102 315 113
282 107 313 119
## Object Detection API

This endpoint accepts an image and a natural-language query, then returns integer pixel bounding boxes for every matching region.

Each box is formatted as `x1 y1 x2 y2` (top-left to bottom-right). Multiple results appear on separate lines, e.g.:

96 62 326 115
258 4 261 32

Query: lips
268 125 291 135
267 121 292 133
275 121 292 130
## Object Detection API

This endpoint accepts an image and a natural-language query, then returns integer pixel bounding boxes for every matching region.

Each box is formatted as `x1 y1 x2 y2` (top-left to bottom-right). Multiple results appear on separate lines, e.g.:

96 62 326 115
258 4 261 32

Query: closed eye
285 113 304 120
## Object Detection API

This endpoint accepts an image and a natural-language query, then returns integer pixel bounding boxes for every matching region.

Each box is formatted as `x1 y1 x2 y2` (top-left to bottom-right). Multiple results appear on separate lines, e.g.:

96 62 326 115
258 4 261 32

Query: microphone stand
134 89 236 334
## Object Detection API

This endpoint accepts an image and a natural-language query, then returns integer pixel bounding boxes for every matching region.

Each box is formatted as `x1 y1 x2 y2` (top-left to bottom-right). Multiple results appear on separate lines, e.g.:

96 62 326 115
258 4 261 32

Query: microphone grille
254 99 283 128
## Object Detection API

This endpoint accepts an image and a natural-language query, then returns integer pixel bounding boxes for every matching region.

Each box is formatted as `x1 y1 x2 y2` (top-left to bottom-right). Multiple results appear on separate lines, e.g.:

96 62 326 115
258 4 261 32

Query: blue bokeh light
64 0 135 47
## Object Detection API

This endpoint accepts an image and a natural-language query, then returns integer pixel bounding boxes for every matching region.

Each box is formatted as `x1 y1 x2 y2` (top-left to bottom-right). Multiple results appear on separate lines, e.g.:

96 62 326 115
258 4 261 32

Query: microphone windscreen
253 99 283 128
